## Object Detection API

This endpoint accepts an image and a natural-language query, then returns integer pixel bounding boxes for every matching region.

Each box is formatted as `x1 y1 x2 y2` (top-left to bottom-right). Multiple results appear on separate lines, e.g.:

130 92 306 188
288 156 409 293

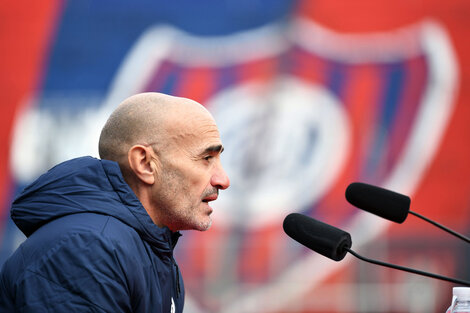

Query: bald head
98 92 212 163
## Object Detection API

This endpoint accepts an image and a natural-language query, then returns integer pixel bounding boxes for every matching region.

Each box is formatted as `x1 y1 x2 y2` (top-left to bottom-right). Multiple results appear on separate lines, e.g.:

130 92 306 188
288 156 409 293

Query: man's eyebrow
202 144 224 155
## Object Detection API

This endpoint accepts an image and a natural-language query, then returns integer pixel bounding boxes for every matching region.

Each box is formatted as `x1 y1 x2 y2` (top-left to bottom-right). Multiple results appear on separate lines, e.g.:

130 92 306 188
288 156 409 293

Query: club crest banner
1 1 469 312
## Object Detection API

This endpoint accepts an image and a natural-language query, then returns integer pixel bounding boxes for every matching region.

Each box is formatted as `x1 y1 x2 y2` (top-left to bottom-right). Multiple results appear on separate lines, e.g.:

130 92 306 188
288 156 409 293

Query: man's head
99 92 230 231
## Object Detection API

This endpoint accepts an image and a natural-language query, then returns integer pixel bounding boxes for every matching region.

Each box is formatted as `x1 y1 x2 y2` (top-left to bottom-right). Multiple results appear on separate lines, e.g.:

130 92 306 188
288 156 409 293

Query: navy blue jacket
0 157 185 312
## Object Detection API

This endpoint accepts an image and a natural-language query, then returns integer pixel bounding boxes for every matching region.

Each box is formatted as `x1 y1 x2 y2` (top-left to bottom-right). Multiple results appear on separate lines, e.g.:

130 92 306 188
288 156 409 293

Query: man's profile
0 92 230 312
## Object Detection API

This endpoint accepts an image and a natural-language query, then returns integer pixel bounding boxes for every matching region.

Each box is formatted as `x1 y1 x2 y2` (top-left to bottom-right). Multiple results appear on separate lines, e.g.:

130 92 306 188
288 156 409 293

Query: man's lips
202 194 218 202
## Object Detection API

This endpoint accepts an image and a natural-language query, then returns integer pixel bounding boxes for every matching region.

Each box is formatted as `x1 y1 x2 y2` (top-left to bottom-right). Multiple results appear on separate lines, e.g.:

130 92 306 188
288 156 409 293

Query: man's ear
128 145 157 185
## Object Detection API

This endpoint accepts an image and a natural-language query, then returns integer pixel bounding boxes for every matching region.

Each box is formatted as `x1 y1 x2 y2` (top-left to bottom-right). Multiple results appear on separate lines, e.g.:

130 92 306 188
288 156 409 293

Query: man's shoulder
1 213 149 285
35 212 144 253
0 214 154 312
15 213 143 269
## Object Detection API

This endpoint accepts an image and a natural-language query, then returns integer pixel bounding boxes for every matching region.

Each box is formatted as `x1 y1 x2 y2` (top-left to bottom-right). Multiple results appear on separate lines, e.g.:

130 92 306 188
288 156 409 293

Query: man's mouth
202 194 218 202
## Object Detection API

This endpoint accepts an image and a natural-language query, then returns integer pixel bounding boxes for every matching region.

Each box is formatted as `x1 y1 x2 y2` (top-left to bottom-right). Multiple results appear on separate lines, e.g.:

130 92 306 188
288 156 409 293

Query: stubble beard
157 165 216 231
161 201 212 232
157 182 213 231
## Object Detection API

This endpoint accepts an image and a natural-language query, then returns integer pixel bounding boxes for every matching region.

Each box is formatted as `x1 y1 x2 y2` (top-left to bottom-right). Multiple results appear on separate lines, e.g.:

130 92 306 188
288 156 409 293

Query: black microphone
283 213 470 286
346 182 470 243
345 182 410 223
283 213 351 261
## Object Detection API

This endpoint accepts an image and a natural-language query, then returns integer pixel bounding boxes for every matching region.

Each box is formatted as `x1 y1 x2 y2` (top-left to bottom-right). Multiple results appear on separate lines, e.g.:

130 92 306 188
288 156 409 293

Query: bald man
0 93 230 313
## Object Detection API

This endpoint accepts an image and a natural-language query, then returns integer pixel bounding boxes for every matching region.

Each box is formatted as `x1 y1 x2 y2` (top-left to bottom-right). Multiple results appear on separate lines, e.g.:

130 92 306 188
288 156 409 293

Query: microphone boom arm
409 210 470 244
346 247 470 286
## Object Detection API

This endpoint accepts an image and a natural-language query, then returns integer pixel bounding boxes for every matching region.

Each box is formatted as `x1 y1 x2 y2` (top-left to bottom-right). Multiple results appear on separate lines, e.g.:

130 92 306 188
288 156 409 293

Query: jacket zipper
172 258 181 298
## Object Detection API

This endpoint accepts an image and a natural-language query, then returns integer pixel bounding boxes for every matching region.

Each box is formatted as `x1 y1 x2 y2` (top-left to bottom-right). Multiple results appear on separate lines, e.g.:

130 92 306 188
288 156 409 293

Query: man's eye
204 155 213 161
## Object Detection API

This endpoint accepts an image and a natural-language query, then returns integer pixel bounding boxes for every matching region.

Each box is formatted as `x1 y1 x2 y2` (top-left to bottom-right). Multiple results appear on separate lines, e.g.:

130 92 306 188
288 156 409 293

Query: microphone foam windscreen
283 213 352 261
345 182 410 223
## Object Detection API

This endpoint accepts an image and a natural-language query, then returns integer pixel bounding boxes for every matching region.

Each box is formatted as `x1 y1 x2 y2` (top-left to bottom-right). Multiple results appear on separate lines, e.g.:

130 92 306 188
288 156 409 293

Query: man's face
151 109 230 231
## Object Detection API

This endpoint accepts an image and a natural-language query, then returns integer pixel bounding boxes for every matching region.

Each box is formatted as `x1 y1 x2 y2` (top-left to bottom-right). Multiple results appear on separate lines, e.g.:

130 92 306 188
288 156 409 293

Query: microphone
346 182 470 243
345 182 410 223
283 213 470 286
283 213 351 261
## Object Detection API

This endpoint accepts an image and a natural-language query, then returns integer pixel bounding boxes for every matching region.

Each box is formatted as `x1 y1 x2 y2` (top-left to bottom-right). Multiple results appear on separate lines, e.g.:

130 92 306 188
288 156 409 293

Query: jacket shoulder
0 213 156 312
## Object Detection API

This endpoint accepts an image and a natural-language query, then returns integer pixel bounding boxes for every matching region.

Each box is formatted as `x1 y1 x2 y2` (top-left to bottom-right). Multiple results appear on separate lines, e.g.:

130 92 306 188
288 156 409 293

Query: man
0 93 230 312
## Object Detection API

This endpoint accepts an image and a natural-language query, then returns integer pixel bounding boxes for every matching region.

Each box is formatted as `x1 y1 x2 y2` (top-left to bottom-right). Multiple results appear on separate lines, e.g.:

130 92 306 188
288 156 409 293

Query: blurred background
1 0 470 312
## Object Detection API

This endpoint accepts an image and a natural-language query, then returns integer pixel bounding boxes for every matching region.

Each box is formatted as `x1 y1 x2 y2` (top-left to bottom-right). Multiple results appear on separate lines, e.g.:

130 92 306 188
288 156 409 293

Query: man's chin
196 219 212 231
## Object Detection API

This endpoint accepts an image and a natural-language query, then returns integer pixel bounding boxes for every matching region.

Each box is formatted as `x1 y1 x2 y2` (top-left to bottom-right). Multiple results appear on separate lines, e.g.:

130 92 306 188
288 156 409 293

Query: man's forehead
163 115 221 151
194 129 223 152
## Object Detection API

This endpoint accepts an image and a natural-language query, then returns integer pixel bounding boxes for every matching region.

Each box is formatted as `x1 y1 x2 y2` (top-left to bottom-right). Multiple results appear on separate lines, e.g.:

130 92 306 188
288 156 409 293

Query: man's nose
211 164 230 190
